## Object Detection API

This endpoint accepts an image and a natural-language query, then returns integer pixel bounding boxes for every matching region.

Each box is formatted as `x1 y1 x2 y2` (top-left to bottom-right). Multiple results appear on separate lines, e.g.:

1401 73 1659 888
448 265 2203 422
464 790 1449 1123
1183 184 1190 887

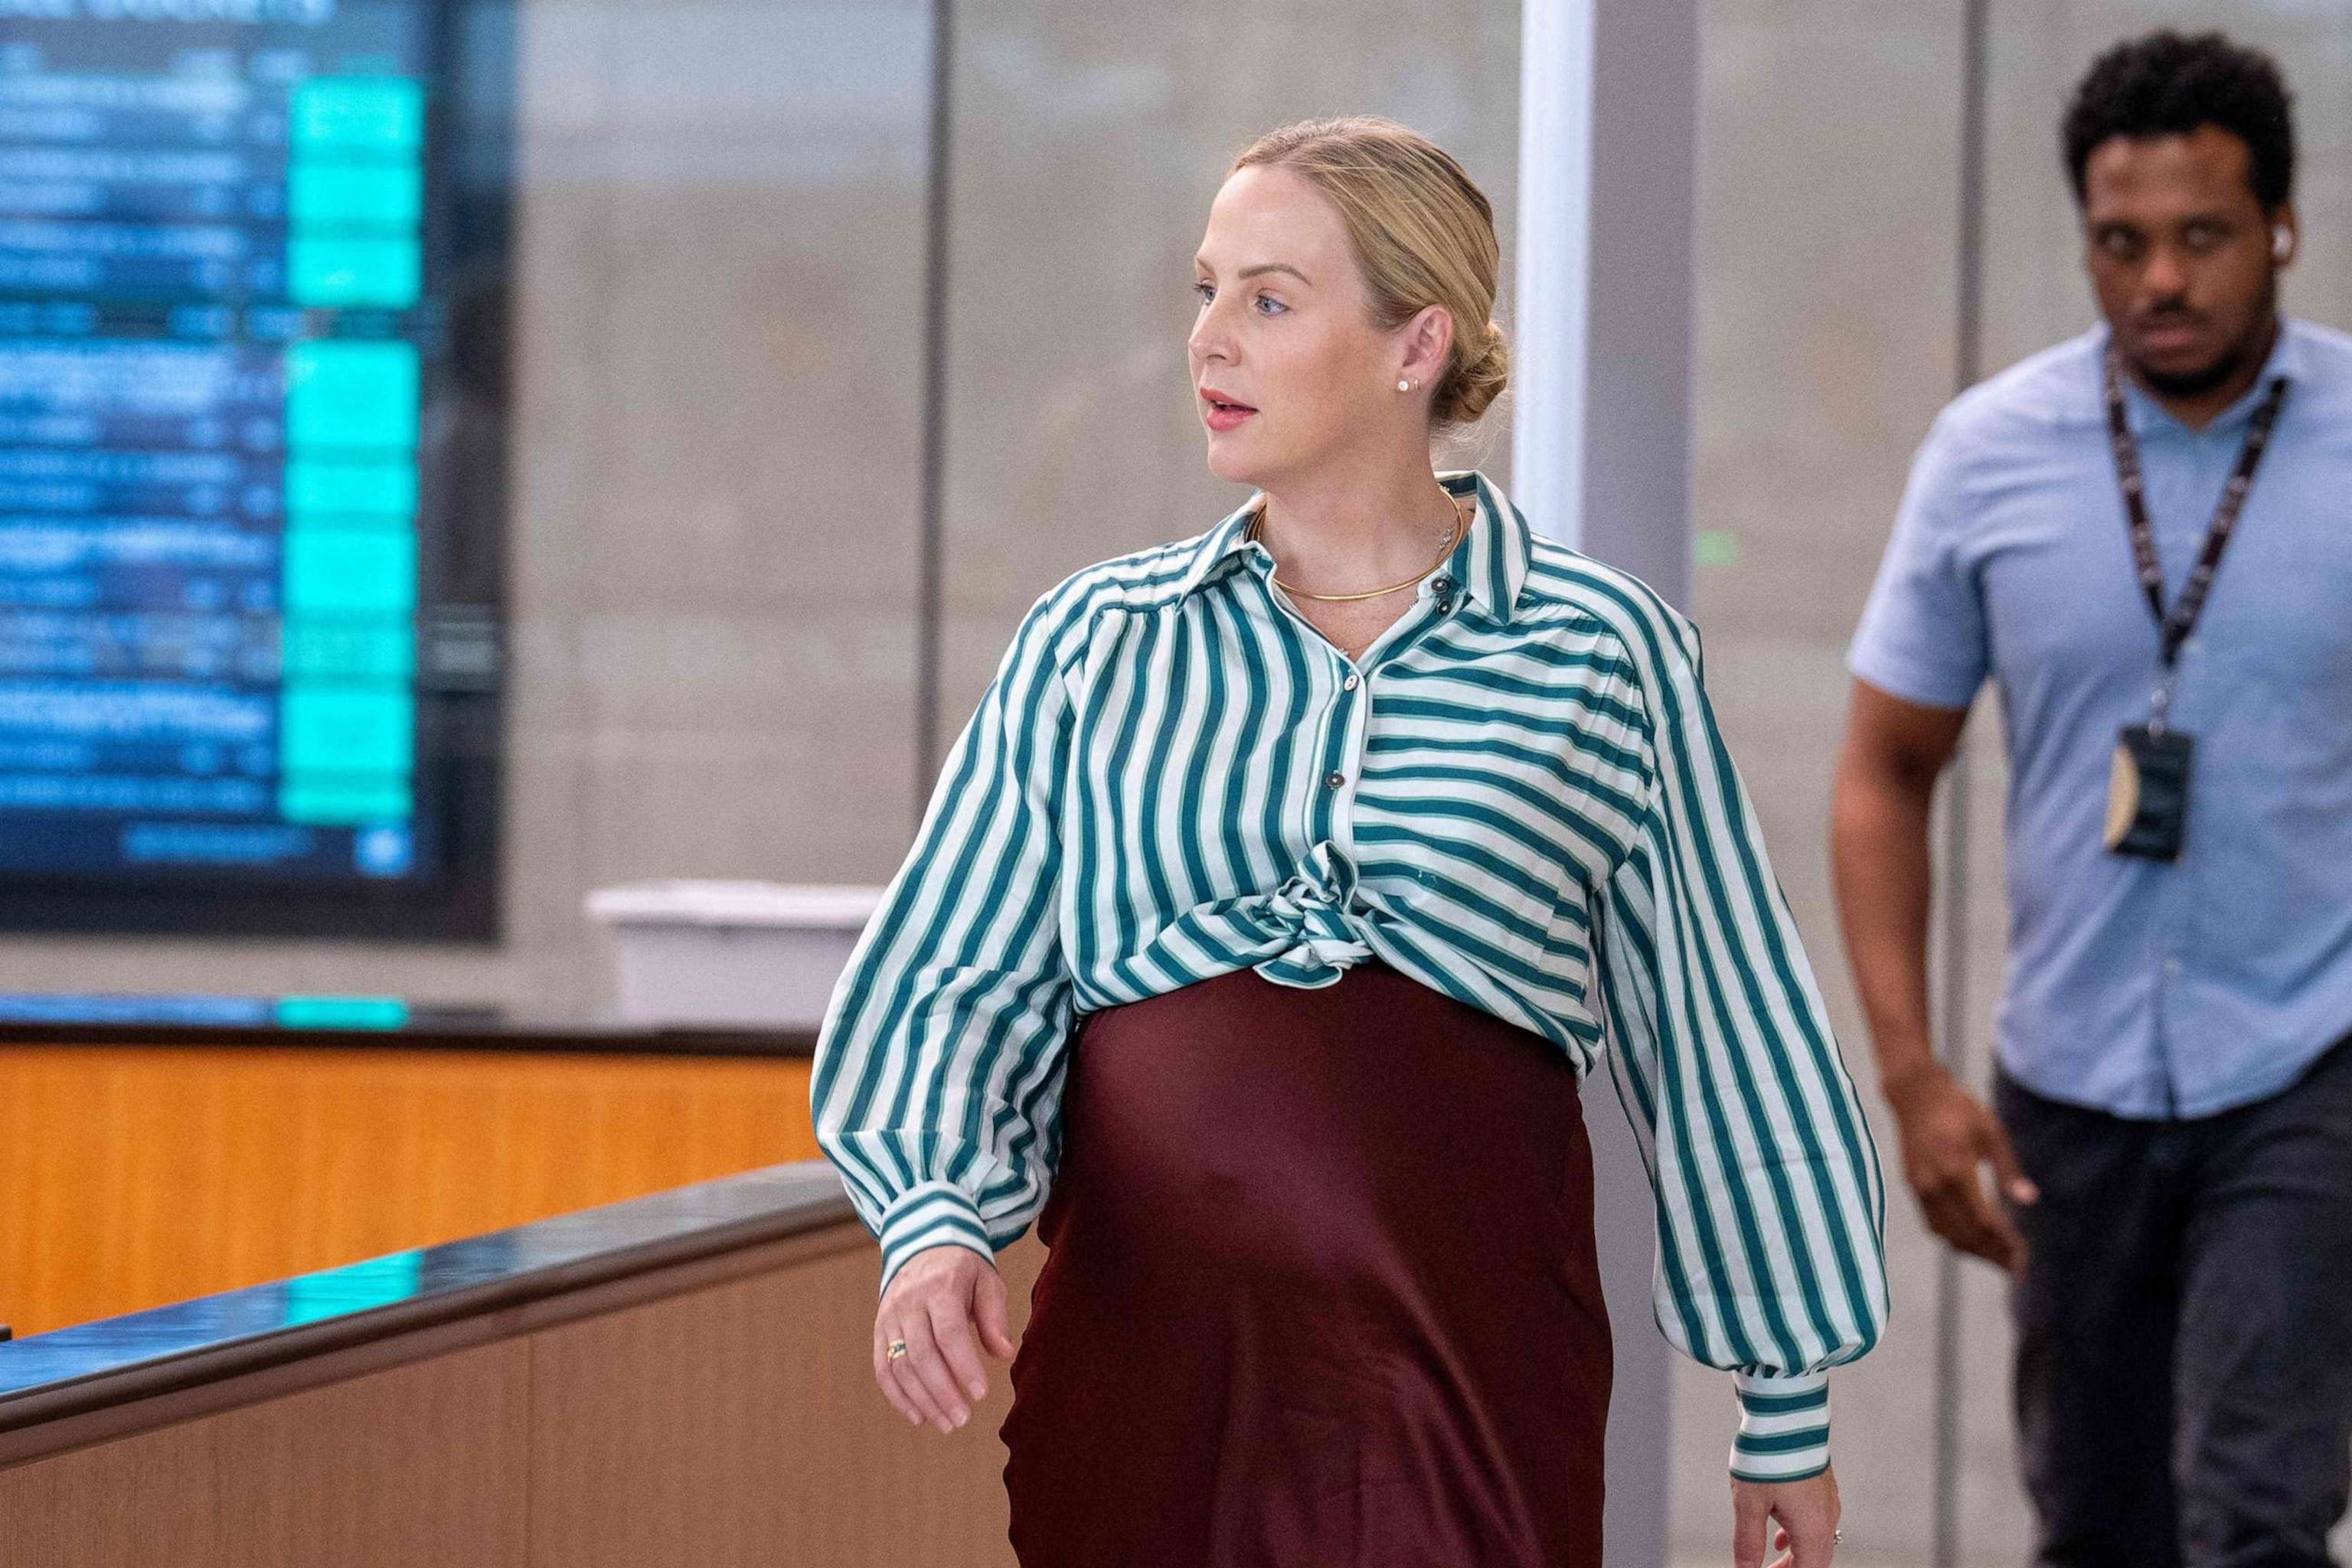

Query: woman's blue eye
1254 294 1287 315
1194 283 1215 305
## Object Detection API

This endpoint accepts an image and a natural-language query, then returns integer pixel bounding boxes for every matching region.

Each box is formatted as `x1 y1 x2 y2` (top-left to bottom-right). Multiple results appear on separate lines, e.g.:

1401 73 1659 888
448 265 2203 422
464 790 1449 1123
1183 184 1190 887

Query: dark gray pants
2000 1040 2352 1568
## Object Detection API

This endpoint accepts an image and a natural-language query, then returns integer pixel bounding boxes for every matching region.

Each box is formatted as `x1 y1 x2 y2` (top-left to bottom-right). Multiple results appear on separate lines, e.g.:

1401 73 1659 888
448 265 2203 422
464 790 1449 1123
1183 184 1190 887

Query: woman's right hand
874 1244 1016 1433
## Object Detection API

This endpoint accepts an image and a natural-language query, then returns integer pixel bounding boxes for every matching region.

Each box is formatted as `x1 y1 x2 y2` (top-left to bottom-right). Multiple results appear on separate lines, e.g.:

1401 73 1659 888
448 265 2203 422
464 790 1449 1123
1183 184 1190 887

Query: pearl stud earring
1397 379 1413 393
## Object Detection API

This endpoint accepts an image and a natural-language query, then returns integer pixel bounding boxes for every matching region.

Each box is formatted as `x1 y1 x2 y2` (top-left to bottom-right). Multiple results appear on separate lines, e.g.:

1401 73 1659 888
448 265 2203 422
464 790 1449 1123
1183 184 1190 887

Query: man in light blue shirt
1831 30 2352 1568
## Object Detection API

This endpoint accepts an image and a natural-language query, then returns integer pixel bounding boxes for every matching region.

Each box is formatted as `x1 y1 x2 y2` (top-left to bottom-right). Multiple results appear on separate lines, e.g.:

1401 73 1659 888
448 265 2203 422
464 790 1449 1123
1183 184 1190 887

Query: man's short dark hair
2063 30 2295 209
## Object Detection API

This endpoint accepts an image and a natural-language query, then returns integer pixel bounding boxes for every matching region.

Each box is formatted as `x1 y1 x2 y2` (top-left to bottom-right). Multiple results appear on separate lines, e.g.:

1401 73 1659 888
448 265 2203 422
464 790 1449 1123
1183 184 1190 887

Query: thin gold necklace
1246 492 1468 603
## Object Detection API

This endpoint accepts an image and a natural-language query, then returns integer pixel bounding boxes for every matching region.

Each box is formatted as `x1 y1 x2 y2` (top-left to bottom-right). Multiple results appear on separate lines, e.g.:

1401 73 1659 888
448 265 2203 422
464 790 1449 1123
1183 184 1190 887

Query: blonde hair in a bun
1232 116 1508 430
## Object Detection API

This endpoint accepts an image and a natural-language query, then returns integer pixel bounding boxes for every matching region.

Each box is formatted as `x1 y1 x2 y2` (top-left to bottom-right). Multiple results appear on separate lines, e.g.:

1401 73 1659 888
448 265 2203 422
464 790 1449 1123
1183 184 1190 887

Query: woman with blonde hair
815 116 1886 1568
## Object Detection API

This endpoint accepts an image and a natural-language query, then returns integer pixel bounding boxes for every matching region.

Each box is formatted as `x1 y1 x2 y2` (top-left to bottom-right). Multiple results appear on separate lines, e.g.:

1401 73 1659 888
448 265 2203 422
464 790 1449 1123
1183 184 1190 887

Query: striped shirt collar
1174 470 1531 624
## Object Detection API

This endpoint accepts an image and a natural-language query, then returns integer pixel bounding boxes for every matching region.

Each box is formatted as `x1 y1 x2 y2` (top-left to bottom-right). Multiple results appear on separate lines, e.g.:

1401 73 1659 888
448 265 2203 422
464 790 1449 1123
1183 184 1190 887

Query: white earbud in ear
2273 225 2293 261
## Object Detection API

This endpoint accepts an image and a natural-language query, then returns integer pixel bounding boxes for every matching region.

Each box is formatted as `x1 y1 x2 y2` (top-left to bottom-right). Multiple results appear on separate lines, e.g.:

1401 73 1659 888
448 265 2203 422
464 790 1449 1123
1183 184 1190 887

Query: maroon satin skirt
1001 962 1610 1567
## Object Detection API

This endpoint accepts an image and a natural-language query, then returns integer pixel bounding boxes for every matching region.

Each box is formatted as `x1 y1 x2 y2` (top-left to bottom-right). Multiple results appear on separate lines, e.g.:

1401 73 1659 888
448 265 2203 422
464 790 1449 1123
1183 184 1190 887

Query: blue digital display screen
0 0 507 936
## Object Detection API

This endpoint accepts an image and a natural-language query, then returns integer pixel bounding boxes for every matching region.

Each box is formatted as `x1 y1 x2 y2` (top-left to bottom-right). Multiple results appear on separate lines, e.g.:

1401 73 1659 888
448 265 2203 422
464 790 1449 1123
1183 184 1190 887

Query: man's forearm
1829 762 1943 1103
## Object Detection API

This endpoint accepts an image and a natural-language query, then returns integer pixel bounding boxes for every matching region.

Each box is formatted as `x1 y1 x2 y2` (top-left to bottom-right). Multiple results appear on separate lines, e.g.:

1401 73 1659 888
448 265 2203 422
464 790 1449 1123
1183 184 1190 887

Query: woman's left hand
1732 1465 1840 1567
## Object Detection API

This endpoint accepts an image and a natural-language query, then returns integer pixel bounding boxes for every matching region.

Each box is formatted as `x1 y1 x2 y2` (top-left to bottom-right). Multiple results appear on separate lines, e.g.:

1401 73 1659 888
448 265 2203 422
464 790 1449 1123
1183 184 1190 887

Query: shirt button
1324 770 1346 790
1342 673 1360 691
1431 576 1454 596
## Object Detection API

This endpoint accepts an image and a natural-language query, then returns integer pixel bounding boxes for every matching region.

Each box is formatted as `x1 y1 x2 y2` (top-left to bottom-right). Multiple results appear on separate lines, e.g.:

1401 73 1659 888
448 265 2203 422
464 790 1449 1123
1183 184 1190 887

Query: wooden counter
0 1044 820 1336
0 1163 1036 1568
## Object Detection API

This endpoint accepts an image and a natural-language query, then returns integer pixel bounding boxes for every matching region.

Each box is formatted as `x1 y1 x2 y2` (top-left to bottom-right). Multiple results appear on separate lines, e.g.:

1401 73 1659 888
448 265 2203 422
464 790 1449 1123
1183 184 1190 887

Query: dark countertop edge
0 1162 858 1432
0 1020 819 1057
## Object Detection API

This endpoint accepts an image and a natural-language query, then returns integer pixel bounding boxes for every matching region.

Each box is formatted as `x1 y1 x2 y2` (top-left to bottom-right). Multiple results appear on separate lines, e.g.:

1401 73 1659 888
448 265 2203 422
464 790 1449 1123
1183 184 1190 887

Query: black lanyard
2101 351 2289 712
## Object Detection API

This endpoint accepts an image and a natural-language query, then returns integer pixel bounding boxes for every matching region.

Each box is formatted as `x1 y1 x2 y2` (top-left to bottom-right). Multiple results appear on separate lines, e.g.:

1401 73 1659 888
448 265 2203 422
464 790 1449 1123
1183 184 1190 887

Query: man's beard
2130 302 2279 400
2135 338 2257 399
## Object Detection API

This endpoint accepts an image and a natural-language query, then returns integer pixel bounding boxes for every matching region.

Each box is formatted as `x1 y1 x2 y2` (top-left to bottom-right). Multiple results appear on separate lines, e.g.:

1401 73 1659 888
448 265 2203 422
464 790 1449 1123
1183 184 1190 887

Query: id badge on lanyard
2105 719 2195 861
2098 351 2288 862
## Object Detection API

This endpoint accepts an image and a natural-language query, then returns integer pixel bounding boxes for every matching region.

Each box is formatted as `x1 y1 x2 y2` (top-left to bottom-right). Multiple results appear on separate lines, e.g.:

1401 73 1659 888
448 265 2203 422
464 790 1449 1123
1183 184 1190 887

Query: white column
1511 0 1595 552
1513 0 1697 609
1514 1 1699 1562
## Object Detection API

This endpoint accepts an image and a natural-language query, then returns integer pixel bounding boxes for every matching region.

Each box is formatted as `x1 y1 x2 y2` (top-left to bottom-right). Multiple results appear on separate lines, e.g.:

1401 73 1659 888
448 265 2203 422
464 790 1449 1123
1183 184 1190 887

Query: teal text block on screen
280 684 414 775
291 78 425 154
289 162 424 230
289 237 422 309
283 622 416 681
286 341 420 449
285 457 418 517
284 528 417 616
279 774 416 825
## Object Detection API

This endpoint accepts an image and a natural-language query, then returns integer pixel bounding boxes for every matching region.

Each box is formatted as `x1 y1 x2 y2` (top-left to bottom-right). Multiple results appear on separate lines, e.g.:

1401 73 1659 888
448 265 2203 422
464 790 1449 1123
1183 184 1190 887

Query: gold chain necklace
1246 492 1468 603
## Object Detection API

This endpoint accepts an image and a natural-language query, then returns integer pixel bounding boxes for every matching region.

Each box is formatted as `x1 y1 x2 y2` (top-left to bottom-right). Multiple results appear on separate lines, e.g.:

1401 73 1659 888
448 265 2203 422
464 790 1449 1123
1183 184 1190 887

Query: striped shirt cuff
1730 1372 1831 1483
875 1181 997 1295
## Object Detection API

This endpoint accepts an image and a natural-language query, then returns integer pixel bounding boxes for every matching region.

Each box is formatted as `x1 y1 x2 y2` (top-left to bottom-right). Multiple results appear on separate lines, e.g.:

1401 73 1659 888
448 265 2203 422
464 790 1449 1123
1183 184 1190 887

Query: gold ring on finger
886 1338 909 1361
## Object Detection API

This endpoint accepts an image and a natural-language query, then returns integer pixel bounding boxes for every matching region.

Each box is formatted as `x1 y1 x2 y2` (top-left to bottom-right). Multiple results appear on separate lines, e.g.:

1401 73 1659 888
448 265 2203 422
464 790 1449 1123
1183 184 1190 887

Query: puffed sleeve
812 594 1075 1292
1592 604 1890 1482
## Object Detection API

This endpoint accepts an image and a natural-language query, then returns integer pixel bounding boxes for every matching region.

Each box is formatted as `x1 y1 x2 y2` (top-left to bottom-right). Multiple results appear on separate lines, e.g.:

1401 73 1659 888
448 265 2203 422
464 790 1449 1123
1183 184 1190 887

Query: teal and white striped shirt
815 471 1888 1482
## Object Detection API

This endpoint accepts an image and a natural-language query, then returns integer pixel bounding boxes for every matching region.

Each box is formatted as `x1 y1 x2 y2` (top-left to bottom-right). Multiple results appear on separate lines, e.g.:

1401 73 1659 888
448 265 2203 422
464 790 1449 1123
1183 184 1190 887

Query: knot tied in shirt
1229 841 1374 987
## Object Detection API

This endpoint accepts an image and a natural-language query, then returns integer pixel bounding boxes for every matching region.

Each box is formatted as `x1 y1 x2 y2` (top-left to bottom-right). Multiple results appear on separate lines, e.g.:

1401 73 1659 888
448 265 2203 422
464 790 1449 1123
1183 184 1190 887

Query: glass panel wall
1686 2 1972 1559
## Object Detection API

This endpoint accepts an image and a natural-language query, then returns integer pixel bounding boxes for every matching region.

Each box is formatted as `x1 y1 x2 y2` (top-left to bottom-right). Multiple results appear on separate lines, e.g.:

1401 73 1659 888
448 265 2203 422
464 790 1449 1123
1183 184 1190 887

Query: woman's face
1188 165 1449 489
